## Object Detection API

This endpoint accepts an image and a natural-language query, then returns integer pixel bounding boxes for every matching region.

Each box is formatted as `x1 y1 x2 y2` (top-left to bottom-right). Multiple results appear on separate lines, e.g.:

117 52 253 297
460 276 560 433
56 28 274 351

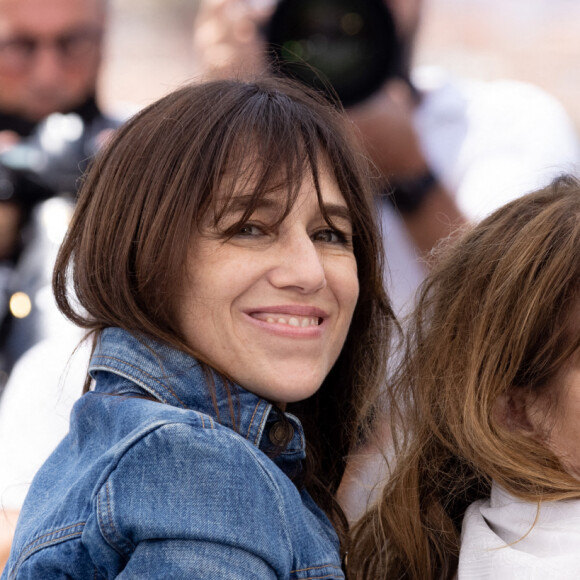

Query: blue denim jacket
3 327 344 579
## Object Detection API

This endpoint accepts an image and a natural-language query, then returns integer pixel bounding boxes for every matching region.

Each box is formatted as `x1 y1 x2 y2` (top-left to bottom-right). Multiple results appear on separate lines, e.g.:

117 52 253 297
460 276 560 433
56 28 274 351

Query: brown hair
53 76 394 551
349 175 580 579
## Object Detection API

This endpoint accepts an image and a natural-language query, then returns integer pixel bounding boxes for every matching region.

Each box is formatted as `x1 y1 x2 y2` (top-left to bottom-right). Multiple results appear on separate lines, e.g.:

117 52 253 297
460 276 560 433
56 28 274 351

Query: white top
459 483 580 578
341 69 580 523
0 333 89 511
382 67 580 316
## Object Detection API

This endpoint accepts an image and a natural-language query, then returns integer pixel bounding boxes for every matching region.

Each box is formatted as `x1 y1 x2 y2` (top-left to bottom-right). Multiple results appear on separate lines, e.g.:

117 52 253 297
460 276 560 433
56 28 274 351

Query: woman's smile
246 305 326 333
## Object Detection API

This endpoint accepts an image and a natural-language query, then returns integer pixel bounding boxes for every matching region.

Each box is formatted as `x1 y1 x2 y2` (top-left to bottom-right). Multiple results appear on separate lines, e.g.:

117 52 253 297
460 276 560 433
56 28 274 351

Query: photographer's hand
0 131 20 154
348 79 425 178
348 80 466 256
192 0 274 79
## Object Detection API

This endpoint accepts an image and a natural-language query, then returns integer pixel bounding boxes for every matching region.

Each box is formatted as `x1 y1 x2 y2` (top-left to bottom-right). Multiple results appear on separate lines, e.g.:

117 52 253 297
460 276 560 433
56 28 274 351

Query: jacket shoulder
83 421 296 574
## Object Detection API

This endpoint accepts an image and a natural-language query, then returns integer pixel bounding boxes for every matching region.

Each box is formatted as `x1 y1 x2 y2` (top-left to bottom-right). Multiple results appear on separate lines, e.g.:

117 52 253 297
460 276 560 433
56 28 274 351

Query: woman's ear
494 389 539 435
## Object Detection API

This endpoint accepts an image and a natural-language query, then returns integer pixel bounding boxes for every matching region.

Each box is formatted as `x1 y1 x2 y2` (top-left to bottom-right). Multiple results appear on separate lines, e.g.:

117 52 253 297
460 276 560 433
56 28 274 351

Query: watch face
389 169 437 214
266 0 401 107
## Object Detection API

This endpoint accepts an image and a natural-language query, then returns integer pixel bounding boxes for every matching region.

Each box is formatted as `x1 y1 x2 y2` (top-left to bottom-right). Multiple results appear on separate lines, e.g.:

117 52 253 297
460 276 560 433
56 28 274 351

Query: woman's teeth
265 316 320 327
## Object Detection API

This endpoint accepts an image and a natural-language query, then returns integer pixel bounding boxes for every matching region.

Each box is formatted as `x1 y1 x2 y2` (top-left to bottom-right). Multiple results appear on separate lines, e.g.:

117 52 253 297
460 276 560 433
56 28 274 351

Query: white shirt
0 333 89 511
382 67 580 316
459 483 580 578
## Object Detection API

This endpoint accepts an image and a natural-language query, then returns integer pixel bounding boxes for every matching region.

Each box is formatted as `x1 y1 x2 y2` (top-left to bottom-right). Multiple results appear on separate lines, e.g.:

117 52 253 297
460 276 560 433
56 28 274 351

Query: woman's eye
234 223 269 238
235 223 264 237
312 228 348 244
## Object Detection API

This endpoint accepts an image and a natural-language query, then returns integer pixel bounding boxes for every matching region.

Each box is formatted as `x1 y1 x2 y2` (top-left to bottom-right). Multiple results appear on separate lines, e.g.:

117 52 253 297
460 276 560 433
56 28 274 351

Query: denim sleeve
116 540 278 578
82 422 294 578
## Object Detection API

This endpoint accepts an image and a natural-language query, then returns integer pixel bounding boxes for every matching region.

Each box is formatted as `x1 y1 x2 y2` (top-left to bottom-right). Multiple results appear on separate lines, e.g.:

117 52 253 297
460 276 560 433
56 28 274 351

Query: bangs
143 77 370 251
204 125 331 238
56 76 382 349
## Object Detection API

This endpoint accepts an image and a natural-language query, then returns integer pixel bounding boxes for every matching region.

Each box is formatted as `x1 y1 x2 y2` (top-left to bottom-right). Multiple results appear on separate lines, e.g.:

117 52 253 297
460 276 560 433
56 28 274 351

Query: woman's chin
239 367 327 405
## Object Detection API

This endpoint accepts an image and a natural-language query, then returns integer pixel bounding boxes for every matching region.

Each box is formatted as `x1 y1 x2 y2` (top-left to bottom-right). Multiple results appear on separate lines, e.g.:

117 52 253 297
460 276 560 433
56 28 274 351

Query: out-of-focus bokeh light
9 292 32 319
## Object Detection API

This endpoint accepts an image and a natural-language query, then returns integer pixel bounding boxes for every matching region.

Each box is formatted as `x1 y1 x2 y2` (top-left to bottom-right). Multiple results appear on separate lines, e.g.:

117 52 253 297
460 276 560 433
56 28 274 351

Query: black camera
0 110 119 378
265 0 402 107
0 110 117 207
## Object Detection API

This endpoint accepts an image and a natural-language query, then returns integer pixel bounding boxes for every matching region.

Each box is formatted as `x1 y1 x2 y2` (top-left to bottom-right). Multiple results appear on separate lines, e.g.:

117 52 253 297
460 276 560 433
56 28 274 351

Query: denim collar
88 327 305 459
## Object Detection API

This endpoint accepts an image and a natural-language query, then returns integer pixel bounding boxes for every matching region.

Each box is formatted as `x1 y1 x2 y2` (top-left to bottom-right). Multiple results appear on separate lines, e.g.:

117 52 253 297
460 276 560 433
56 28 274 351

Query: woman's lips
244 306 328 335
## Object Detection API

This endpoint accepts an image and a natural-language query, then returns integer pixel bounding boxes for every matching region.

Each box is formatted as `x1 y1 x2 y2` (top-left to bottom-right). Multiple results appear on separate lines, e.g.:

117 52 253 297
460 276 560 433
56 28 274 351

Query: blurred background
102 0 580 130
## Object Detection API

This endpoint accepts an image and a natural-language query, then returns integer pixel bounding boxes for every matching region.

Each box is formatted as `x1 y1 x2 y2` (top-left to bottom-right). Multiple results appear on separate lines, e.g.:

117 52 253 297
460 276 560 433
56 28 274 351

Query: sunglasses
0 27 102 72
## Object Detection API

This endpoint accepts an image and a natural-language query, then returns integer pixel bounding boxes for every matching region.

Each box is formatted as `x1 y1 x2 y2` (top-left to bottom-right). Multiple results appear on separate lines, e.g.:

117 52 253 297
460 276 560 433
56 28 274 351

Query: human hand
0 131 21 154
349 80 467 256
347 79 427 180
192 0 275 78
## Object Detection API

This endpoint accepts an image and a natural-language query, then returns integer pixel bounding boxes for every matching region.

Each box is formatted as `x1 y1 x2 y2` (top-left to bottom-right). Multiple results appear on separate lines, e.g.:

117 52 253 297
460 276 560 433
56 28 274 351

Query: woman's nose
268 233 327 293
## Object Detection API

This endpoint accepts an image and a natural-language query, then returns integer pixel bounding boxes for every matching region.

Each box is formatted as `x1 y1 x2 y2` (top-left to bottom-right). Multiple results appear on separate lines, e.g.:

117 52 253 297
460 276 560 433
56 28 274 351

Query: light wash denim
3 327 344 579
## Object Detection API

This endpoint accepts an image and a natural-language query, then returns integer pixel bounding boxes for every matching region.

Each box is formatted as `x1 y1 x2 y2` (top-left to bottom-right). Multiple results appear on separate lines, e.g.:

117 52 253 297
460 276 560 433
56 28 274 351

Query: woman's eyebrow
221 195 279 215
323 203 353 224
219 197 352 224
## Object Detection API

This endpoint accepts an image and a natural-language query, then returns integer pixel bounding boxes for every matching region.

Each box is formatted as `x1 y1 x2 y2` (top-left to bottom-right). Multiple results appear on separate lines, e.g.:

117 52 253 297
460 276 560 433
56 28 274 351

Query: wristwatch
388 167 438 214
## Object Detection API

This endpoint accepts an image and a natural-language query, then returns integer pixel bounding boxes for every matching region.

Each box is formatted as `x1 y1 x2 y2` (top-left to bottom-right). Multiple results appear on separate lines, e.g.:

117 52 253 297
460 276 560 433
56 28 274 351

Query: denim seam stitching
197 411 215 429
247 401 271 446
90 363 170 405
291 564 344 573
9 523 85 579
205 412 215 429
245 400 263 442
96 480 133 559
297 574 344 579
90 355 186 407
254 404 270 445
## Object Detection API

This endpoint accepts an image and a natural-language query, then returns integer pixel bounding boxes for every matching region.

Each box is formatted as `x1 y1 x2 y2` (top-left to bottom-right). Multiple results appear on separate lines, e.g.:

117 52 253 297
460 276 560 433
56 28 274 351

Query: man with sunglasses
0 0 109 261
0 0 105 134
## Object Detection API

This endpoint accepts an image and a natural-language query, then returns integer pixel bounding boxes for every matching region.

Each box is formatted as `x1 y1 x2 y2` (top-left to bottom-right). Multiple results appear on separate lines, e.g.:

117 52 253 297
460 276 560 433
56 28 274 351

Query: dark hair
349 174 580 579
53 76 394 550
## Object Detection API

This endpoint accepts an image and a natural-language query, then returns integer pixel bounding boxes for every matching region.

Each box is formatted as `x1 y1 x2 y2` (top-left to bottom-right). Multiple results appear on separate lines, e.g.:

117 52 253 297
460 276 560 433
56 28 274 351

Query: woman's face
526 349 580 478
175 168 359 405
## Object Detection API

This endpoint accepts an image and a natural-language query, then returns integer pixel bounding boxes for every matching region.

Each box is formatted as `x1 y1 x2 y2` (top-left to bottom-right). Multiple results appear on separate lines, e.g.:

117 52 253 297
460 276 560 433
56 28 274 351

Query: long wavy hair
348 175 580 578
53 77 394 551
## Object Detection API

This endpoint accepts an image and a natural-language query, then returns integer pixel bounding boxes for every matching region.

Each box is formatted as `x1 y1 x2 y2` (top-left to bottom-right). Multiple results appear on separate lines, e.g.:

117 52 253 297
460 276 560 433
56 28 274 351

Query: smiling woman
2 77 394 579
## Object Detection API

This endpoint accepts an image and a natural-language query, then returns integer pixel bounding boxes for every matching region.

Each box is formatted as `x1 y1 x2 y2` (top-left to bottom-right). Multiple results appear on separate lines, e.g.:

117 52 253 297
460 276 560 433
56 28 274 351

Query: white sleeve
0 334 88 510
414 71 580 221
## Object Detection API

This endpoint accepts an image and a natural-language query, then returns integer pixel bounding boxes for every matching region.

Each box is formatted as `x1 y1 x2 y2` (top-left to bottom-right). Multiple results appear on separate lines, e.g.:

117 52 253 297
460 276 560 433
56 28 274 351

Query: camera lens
266 0 400 107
